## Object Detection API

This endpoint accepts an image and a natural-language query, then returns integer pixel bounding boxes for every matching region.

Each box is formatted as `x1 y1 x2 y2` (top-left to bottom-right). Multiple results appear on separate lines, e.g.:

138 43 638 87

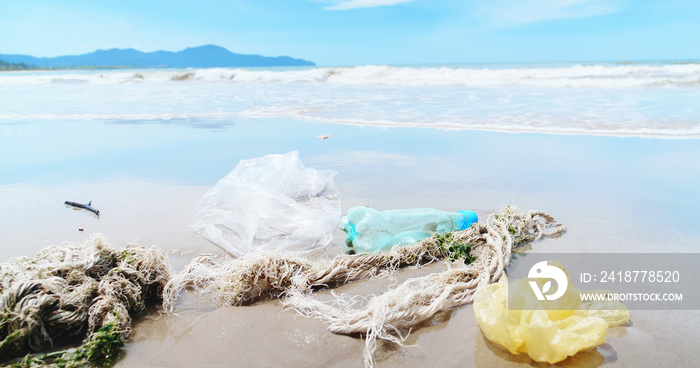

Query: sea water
1 61 699 138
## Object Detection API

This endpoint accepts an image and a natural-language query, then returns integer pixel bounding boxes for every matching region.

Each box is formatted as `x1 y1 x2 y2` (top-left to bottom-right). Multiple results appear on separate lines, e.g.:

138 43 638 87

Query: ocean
1 61 699 138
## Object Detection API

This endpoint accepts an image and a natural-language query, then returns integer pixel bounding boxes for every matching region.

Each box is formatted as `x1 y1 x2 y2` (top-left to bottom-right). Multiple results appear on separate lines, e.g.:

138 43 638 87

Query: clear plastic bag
192 151 341 257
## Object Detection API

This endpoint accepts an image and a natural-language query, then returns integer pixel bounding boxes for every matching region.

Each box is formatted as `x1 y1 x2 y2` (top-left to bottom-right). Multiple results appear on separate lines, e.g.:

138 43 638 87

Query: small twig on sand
65 200 100 216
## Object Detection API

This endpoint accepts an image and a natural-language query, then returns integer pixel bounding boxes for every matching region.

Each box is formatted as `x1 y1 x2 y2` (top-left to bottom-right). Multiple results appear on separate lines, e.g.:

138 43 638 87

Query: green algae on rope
8 323 125 368
0 235 170 367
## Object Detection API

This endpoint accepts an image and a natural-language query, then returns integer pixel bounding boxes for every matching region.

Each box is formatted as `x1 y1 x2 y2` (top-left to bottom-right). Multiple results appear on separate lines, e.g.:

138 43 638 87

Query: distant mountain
0 45 315 69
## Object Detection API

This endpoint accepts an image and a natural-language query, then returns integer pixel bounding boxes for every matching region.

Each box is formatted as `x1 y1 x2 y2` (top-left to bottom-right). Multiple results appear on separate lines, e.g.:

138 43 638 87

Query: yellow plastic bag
473 266 629 364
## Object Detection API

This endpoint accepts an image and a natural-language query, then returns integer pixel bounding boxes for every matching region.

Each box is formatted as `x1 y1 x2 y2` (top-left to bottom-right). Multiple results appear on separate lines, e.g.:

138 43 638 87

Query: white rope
164 206 565 367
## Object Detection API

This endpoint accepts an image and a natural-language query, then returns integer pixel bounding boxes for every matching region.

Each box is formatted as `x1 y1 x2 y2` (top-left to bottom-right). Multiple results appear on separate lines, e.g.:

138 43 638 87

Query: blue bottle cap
456 210 478 230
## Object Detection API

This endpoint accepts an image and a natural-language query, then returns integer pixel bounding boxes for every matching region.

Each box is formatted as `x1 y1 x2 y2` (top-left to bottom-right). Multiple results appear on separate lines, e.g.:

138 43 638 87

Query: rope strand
164 206 565 367
0 235 170 366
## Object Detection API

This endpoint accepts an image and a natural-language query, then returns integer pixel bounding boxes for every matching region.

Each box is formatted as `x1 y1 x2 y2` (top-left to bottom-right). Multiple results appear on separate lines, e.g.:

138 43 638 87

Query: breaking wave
2 63 700 87
2 62 699 139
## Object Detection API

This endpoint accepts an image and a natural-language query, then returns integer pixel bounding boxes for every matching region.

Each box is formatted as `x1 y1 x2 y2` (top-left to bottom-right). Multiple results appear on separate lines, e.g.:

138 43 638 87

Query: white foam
311 117 700 139
2 63 700 87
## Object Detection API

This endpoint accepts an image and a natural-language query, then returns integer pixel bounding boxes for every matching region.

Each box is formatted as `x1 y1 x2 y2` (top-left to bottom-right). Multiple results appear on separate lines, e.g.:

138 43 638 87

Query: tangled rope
164 206 565 367
0 235 169 367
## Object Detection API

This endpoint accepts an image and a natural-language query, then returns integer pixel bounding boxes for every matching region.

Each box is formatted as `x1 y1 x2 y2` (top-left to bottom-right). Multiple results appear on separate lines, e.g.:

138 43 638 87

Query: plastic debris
473 264 629 364
339 207 478 253
192 151 341 257
167 206 564 368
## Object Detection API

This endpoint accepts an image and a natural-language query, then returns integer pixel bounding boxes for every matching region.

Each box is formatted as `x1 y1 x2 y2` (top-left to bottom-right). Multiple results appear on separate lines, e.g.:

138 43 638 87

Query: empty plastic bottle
339 207 478 253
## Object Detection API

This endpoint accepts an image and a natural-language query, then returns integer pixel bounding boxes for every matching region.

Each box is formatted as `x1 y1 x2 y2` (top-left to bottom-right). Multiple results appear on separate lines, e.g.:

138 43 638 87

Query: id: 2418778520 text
580 270 680 283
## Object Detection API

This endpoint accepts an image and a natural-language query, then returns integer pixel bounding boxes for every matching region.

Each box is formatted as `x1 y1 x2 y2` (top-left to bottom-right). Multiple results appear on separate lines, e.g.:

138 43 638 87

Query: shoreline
3 114 698 143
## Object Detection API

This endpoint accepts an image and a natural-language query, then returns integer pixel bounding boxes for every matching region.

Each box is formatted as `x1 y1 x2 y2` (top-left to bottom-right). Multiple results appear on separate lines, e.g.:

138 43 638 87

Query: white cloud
324 0 413 11
480 0 618 27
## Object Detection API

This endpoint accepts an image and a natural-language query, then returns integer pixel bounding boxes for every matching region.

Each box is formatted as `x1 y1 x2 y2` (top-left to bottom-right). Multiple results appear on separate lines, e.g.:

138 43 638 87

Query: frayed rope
164 206 565 367
0 235 169 367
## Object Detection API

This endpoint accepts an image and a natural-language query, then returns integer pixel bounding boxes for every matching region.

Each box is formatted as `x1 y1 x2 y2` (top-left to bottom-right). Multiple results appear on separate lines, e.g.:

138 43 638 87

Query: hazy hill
0 45 315 68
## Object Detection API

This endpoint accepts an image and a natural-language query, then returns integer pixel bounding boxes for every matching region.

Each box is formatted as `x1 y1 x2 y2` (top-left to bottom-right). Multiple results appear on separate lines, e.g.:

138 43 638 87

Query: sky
1 0 699 65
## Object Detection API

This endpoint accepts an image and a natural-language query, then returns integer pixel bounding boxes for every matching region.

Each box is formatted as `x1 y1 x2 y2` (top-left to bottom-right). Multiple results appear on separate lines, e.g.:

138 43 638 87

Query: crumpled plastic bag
192 151 341 257
474 265 629 364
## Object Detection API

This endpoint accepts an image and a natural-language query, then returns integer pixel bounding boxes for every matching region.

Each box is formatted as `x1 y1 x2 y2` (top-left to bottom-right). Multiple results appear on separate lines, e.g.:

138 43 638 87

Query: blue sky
1 0 698 65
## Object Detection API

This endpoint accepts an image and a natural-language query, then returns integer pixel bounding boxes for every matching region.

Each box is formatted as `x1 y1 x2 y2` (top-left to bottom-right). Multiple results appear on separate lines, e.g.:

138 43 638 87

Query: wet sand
1 117 699 367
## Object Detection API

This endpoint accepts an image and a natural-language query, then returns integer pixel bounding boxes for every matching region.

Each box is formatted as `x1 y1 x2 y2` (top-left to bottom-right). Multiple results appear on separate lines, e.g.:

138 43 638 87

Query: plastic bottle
339 207 478 253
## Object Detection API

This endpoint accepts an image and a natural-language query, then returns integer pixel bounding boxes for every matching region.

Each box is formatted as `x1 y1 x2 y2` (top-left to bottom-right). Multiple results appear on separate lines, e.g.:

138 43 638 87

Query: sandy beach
1 116 699 367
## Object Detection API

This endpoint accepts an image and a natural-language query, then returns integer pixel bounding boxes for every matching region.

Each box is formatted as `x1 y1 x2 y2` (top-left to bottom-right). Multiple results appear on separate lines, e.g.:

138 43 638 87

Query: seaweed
434 232 475 265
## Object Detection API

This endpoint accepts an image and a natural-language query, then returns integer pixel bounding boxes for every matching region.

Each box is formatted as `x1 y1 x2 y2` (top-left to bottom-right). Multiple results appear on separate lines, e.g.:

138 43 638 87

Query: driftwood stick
65 200 100 216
